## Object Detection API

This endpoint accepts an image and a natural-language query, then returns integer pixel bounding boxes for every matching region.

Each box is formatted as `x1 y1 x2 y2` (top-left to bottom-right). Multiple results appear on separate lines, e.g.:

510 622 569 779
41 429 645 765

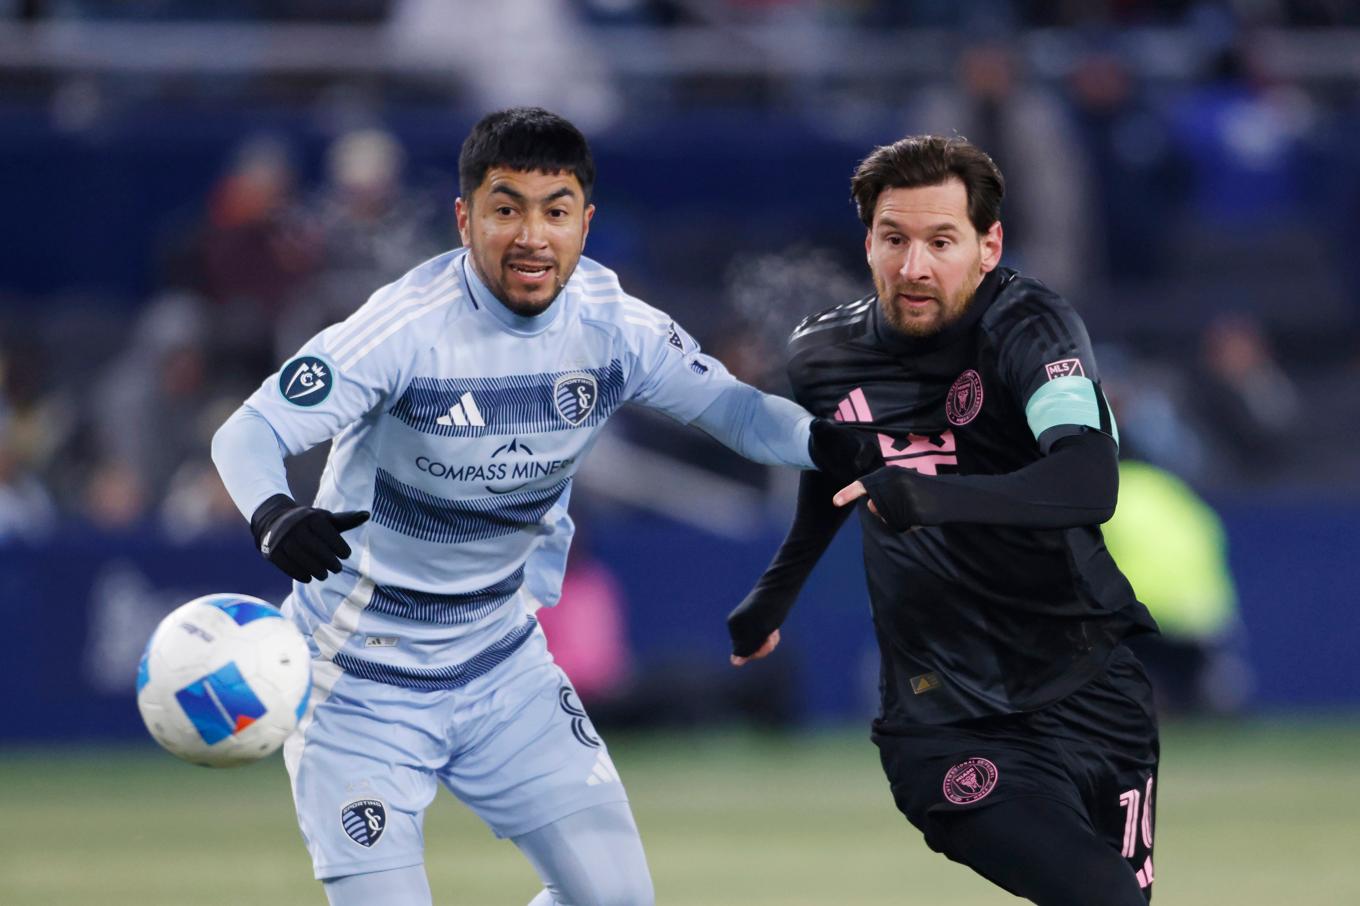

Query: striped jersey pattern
224 249 746 690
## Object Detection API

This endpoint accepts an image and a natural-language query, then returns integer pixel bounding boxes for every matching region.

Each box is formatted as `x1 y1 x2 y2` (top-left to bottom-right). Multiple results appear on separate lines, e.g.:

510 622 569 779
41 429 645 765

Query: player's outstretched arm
689 383 880 481
834 430 1118 532
729 469 853 664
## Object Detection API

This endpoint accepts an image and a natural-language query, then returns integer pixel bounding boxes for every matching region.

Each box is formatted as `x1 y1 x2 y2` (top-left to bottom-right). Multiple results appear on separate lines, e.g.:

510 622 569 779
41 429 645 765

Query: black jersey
788 267 1157 727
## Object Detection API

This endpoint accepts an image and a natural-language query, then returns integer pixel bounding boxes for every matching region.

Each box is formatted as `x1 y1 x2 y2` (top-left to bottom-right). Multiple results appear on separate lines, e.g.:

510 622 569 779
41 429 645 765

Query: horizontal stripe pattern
332 618 537 690
371 468 568 543
388 360 625 437
368 567 525 625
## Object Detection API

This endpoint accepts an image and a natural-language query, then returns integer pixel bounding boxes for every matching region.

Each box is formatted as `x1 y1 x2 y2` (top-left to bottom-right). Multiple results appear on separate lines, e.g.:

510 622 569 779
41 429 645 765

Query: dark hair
850 135 1004 234
458 107 596 202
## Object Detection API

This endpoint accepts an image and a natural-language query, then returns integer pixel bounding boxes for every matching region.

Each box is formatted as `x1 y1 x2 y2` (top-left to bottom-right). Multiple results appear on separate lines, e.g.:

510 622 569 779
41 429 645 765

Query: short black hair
850 135 1004 235
458 107 596 202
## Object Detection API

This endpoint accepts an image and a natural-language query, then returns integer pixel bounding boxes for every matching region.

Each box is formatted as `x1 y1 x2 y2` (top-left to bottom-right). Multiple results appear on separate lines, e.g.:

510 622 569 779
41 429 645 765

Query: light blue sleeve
210 258 458 518
690 384 815 468
624 316 814 467
211 405 293 519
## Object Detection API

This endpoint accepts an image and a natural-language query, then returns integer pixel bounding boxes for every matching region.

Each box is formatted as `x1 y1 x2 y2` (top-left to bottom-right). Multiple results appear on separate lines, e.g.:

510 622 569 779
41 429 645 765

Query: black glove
728 589 794 659
857 466 924 531
250 493 370 583
807 417 882 484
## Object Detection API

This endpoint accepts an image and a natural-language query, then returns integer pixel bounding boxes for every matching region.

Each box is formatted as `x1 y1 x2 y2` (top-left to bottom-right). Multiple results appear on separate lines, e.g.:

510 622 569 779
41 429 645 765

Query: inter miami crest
553 373 599 426
942 757 999 805
341 798 386 847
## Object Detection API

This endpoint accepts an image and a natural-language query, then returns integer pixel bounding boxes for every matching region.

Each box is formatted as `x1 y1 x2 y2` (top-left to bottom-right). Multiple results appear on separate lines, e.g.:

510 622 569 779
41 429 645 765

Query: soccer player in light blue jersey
212 107 875 906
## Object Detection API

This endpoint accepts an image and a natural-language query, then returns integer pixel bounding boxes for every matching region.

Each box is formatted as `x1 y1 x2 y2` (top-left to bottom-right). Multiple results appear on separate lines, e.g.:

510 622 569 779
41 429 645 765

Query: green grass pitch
3 719 1357 904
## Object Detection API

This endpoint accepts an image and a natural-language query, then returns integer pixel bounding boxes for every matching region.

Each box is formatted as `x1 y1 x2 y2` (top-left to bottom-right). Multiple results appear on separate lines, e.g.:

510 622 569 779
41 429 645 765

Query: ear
979 220 1003 273
864 228 873 264
581 203 595 251
455 196 471 247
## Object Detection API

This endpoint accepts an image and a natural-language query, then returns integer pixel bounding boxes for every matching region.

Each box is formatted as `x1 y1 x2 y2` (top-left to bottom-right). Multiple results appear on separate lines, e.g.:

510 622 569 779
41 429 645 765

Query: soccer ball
136 593 312 768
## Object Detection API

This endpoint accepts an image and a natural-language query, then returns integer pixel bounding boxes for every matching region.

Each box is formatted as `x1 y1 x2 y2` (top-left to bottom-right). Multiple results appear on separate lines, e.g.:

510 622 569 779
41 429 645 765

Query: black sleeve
858 429 1118 531
727 469 852 657
991 287 1102 413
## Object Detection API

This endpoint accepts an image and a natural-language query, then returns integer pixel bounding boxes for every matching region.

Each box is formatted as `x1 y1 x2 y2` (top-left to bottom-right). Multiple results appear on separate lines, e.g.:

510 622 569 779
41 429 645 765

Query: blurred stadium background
2 1 1359 903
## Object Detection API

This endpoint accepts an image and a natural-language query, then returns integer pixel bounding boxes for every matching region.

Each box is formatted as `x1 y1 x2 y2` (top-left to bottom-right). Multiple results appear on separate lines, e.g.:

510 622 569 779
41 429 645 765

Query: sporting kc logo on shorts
340 798 386 847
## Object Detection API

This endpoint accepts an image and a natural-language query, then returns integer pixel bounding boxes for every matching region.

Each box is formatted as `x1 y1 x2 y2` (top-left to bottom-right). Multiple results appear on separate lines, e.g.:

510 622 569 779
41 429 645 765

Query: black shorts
873 645 1160 898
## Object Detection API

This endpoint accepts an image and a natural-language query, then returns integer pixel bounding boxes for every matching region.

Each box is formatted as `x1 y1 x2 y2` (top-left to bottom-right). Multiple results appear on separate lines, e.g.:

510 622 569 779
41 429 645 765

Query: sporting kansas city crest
553 372 599 426
341 798 386 848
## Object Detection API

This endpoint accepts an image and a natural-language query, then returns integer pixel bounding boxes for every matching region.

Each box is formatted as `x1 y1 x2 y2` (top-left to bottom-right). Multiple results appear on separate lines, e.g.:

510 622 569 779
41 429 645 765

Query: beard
470 249 570 317
876 267 983 337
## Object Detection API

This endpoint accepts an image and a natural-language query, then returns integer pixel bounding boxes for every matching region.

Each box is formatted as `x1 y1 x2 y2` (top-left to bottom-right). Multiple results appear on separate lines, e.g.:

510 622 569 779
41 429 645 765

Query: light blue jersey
214 248 813 693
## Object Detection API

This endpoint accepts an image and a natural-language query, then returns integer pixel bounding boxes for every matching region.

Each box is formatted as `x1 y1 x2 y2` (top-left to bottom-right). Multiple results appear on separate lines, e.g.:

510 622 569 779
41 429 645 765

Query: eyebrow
875 217 962 234
487 184 578 205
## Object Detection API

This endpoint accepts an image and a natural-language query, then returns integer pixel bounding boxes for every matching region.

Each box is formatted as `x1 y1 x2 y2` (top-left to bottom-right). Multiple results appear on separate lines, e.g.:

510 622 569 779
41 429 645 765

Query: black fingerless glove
250 493 370 583
858 467 925 531
807 417 882 484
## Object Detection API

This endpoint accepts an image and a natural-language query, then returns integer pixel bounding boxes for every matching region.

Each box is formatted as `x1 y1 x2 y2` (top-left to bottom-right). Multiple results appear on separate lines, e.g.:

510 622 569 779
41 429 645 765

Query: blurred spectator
275 127 446 360
1101 349 1212 484
159 457 241 540
0 414 57 542
387 0 621 131
88 292 238 525
1067 47 1180 287
1108 459 1253 714
911 42 1097 301
197 136 316 319
1191 314 1300 486
1167 41 1313 229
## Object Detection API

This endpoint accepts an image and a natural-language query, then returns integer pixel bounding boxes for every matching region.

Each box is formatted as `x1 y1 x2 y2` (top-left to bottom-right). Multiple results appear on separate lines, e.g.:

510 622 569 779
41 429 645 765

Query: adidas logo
436 392 486 427
585 750 621 787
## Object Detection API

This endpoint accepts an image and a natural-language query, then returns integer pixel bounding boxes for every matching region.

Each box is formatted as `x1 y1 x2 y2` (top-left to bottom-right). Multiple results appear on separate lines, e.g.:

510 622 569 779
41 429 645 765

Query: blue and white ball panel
174 661 268 745
286 630 627 880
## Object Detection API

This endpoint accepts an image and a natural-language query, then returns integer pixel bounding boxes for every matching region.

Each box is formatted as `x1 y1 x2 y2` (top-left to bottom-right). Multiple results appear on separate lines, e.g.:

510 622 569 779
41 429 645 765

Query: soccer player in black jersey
728 135 1161 905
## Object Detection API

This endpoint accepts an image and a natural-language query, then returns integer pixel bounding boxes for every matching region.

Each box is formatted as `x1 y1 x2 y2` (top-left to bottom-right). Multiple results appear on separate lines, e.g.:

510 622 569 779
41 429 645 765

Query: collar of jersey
461 252 564 335
872 266 1008 354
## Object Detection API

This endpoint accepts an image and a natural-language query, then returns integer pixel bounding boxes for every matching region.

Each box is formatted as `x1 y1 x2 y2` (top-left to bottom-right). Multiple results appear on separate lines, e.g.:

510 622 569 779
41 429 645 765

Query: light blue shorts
282 627 629 880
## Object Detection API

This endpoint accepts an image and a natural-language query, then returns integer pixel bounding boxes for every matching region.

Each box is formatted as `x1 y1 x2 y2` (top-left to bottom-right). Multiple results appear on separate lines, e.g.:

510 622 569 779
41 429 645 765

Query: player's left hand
834 468 921 531
807 418 882 484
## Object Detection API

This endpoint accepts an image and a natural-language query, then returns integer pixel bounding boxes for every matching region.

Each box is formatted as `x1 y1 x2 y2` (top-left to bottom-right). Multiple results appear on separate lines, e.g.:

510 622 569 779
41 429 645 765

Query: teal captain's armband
1024 375 1119 446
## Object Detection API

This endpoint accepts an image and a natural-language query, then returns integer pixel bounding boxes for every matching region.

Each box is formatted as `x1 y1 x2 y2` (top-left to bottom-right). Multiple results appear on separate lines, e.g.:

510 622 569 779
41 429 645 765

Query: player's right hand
250 493 370 583
730 630 780 667
727 591 789 662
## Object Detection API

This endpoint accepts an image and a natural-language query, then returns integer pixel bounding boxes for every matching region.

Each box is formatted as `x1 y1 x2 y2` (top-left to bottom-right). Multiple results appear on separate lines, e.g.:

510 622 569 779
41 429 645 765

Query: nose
515 212 550 248
899 243 931 283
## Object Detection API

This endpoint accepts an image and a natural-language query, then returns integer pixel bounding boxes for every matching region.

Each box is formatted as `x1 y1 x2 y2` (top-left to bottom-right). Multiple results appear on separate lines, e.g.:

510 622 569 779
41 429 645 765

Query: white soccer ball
136 593 312 768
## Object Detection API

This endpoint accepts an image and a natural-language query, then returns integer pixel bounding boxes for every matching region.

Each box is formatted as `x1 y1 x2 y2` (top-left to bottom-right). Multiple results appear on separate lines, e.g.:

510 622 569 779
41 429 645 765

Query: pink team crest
945 370 984 426
1045 358 1085 381
943 757 999 805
